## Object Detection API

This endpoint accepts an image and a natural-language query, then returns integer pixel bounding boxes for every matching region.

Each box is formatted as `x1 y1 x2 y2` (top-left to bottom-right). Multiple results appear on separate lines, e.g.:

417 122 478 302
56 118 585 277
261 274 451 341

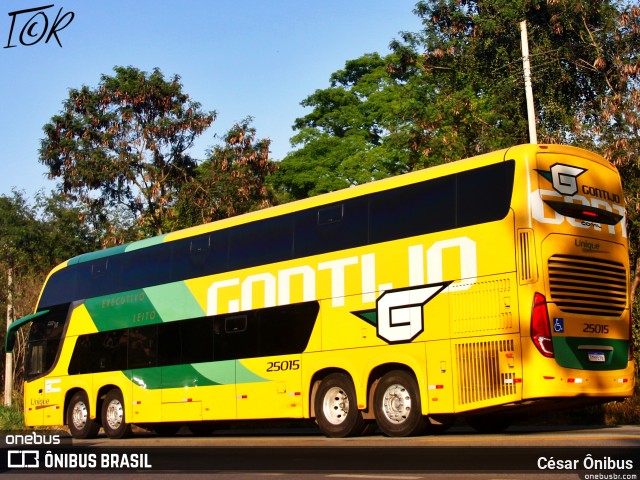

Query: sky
0 0 424 199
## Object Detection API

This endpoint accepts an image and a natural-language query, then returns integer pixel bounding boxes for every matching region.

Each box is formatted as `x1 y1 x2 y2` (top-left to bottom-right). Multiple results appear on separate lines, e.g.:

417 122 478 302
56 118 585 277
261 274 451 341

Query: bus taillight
531 293 554 357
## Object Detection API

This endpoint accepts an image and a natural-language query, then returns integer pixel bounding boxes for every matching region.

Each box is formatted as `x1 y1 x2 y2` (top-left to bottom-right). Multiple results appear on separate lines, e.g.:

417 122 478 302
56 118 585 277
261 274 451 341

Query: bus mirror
4 310 50 354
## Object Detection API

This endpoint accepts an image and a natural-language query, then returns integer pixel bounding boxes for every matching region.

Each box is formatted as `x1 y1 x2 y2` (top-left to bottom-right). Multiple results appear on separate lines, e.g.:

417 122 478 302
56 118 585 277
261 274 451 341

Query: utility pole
4 262 14 407
520 20 538 144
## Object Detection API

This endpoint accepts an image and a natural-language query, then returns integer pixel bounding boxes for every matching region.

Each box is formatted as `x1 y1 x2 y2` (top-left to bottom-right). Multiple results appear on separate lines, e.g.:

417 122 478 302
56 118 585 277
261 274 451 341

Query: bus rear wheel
315 373 365 437
374 370 426 437
101 389 132 439
67 391 100 439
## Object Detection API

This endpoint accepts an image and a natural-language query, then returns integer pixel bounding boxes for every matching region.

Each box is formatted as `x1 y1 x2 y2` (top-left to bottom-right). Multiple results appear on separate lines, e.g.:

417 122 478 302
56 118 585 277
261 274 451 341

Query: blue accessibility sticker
553 318 564 333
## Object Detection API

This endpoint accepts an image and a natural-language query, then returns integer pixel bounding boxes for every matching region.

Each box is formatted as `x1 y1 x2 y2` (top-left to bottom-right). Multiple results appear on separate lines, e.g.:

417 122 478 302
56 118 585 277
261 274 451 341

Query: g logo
375 283 450 344
549 164 586 196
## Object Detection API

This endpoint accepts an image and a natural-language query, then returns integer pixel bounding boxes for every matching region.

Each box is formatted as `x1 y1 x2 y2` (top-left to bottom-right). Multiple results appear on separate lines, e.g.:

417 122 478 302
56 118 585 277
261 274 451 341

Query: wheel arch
308 367 352 418
366 363 423 419
96 384 122 422
64 387 93 425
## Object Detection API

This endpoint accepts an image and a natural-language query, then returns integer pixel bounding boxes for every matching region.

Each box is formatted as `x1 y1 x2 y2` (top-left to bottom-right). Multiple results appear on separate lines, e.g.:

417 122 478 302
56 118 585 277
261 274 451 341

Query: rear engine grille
548 254 627 317
455 339 516 405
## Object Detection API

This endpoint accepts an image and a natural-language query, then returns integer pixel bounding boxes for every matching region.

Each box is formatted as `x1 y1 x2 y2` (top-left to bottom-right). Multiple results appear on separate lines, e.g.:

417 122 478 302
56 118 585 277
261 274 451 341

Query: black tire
373 370 427 437
314 373 366 438
101 389 132 439
67 391 100 439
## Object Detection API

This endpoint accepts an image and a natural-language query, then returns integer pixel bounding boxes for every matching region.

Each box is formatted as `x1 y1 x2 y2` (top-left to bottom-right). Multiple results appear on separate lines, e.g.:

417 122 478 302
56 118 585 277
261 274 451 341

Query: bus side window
158 322 181 366
294 199 368 258
128 325 158 369
180 317 213 364
121 244 172 292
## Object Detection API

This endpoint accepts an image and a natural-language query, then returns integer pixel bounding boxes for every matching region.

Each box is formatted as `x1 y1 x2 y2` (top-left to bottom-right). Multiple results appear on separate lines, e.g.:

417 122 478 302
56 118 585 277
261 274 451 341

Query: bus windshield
24 307 67 380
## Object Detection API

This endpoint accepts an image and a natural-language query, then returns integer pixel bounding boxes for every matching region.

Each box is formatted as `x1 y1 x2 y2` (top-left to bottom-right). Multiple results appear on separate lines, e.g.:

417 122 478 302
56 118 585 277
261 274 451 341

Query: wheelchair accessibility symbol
554 318 564 333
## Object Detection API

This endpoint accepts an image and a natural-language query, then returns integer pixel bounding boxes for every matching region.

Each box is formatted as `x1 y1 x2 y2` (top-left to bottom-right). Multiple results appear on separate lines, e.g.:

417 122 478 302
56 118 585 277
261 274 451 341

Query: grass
0 396 25 431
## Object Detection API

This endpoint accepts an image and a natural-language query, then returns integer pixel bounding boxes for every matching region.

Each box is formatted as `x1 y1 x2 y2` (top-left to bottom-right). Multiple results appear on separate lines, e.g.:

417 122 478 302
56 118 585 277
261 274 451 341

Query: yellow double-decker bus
6 143 635 438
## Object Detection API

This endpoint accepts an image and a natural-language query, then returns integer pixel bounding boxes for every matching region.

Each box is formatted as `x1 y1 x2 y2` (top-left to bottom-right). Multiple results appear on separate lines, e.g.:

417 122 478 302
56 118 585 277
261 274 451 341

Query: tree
1 191 101 402
272 53 419 199
275 1 639 201
173 118 278 228
0 192 38 405
39 66 216 236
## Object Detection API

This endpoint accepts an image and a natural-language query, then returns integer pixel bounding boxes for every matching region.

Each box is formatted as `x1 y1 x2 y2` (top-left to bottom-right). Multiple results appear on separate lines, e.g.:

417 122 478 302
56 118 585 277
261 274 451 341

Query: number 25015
583 323 609 334
266 360 300 372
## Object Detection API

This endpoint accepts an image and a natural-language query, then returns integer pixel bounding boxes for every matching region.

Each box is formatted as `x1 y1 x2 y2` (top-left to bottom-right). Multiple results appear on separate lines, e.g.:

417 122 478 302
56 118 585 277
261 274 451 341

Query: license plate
587 351 606 362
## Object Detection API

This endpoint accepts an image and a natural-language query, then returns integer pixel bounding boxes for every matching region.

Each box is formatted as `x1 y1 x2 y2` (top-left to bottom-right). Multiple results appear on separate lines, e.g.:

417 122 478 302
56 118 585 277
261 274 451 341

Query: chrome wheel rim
105 398 124 430
322 386 349 425
71 400 88 430
381 383 411 424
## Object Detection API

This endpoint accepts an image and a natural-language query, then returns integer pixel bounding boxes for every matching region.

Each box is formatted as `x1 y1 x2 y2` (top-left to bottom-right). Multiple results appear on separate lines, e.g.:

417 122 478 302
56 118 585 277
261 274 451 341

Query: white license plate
587 351 606 362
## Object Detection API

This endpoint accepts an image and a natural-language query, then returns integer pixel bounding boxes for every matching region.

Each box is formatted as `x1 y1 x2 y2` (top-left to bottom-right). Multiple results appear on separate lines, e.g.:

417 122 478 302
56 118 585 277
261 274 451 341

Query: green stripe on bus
67 234 168 266
143 282 205 320
126 360 266 390
67 244 128 265
124 234 169 252
84 282 203 331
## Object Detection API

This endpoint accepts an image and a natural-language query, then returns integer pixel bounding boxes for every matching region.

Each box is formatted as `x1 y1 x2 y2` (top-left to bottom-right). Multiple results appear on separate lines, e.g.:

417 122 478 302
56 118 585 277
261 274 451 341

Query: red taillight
531 292 554 357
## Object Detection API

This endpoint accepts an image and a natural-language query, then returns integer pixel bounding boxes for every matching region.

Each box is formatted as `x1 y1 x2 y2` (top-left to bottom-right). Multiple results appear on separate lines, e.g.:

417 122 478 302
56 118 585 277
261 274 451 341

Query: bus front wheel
315 373 365 437
374 370 426 437
67 391 100 439
101 389 132 439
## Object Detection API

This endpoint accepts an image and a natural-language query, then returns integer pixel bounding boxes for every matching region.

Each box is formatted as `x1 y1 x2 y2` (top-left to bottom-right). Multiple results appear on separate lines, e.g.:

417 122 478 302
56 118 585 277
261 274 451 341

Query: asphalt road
3 424 639 479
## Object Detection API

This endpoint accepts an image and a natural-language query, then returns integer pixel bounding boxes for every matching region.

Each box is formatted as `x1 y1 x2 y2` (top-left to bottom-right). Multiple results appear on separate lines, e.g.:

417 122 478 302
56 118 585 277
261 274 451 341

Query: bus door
22 310 67 426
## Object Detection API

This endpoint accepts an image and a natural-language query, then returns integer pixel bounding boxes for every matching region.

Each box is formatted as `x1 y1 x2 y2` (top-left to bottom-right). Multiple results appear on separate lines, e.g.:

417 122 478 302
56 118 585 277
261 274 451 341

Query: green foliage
172 117 278 228
276 0 640 201
272 53 419 199
0 402 24 431
39 66 216 236
0 190 100 320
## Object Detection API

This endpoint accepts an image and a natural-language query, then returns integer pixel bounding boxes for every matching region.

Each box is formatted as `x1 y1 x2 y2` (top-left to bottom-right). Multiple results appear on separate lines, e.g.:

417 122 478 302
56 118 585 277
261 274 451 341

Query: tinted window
128 325 158 369
229 216 293 269
258 301 319 356
370 176 456 244
158 321 181 366
294 199 368 258
39 268 77 309
76 256 122 300
69 329 128 374
457 160 514 227
68 302 320 374
41 163 514 310
25 305 68 380
171 230 228 281
180 317 214 364
120 244 172 292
